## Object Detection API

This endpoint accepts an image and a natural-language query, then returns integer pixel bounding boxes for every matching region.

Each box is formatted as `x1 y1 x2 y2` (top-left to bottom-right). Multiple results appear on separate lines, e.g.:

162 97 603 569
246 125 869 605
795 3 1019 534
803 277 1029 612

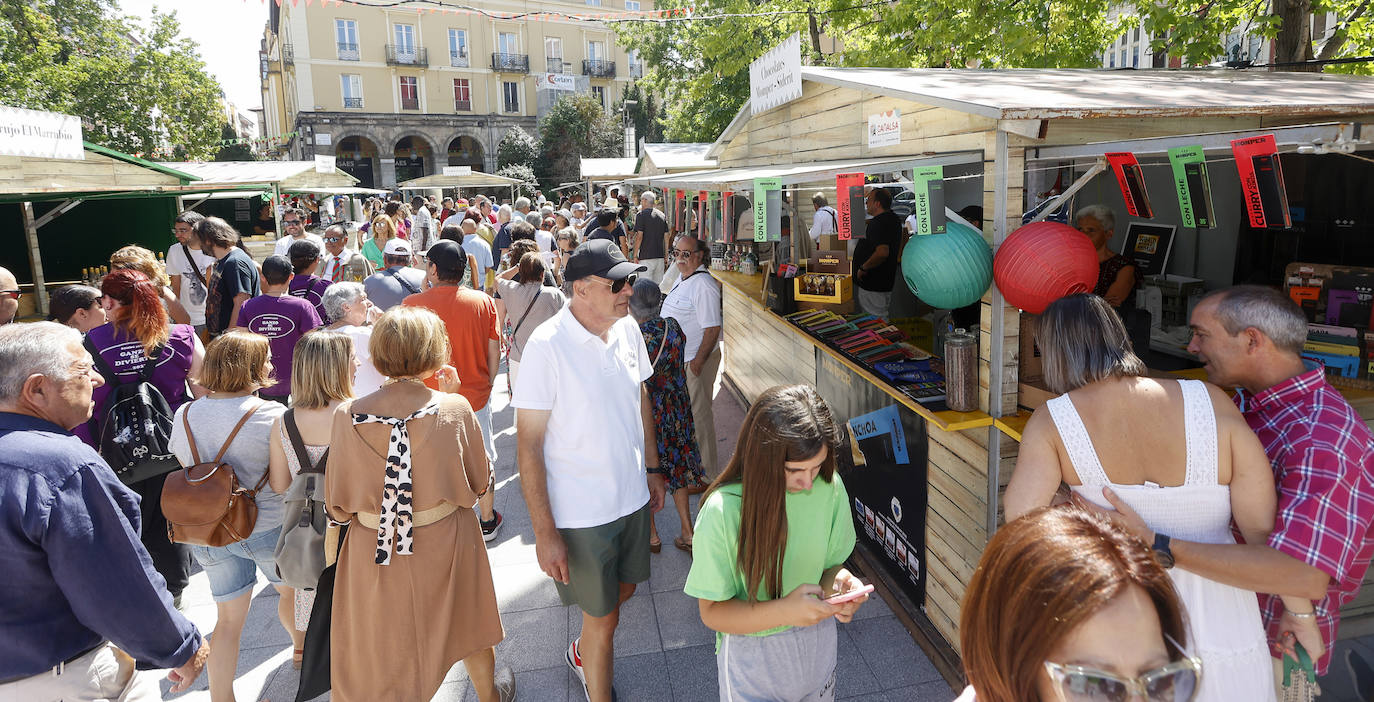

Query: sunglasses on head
1044 638 1200 702
589 273 637 293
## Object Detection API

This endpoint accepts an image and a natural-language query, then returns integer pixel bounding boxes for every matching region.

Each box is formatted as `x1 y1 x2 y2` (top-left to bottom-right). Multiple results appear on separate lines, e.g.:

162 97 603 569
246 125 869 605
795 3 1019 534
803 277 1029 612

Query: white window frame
394 23 416 52
592 85 606 109
335 19 359 60
448 28 468 65
498 31 520 56
588 40 605 61
625 0 640 9
341 74 363 108
502 81 520 113
453 78 471 110
586 0 603 6
399 75 419 110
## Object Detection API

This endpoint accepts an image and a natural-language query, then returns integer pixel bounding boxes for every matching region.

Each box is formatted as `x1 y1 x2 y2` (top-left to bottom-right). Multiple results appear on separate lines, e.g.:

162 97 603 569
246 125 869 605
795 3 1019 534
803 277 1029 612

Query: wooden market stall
633 66 1374 685
396 170 526 204
579 157 640 202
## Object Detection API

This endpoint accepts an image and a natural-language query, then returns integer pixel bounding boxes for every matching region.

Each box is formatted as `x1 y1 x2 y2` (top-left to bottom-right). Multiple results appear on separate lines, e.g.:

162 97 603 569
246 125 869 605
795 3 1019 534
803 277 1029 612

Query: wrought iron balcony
400 97 419 110
386 45 428 67
492 52 530 73
454 99 471 112
282 44 294 66
343 97 364 109
337 42 359 61
583 59 616 78
450 51 469 67
546 58 569 74
629 63 643 79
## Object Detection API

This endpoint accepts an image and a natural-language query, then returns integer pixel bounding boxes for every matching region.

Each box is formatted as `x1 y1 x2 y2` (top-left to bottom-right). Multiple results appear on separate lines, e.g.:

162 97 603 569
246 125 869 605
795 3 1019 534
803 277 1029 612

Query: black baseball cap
563 239 646 282
425 239 467 279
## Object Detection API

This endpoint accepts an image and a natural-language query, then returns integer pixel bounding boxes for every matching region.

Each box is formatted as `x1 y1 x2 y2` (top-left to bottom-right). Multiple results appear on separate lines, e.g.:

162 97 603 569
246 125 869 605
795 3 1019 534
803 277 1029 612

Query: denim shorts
190 526 284 602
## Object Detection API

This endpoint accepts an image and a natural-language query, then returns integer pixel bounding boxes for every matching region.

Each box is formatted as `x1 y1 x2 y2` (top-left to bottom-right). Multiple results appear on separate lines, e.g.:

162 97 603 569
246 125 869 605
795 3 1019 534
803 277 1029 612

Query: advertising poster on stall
1166 146 1215 229
911 166 947 235
1105 151 1154 218
698 190 709 240
721 191 734 241
708 192 721 242
867 109 901 149
1231 134 1292 229
673 189 686 232
814 352 928 607
1123 222 1178 277
835 172 866 240
753 177 782 242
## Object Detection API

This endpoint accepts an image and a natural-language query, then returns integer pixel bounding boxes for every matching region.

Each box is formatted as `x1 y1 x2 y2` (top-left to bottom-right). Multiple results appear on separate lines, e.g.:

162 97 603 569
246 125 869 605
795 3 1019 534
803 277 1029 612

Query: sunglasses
671 248 698 259
1044 654 1200 702
0 290 20 301
283 219 302 226
589 273 637 293
322 236 345 243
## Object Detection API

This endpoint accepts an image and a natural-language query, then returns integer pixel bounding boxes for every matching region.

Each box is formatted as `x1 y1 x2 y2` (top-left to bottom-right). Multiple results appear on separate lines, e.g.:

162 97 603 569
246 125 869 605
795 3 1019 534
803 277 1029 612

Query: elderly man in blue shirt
0 322 207 700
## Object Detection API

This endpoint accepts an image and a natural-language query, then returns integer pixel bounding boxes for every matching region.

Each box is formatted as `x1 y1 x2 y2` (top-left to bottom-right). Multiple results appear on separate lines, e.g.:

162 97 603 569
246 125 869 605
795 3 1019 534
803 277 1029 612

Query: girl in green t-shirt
685 384 868 701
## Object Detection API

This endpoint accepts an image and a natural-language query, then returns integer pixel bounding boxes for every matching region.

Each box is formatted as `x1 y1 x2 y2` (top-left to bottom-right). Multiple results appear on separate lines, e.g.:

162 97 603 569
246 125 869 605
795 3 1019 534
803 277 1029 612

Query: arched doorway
336 135 379 189
446 136 484 171
393 135 434 183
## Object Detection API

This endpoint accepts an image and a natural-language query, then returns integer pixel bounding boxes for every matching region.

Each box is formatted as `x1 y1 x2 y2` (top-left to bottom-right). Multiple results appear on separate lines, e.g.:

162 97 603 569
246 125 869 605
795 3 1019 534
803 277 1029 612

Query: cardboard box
795 274 853 304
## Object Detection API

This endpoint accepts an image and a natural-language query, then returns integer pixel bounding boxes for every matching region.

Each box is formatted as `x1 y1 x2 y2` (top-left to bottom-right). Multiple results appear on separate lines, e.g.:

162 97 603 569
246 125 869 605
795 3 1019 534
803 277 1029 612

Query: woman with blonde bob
267 330 357 667
110 244 192 324
361 215 397 269
324 306 514 701
957 506 1199 702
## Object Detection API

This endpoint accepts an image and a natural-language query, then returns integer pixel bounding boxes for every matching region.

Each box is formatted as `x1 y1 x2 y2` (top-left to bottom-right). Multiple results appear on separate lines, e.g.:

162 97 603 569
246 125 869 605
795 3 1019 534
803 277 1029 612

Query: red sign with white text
1231 134 1290 229
836 172 866 240
1105 152 1153 218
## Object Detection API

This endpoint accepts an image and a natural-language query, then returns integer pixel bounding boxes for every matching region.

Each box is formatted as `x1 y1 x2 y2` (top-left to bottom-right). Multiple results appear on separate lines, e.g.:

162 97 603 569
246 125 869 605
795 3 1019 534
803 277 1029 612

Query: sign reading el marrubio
749 34 802 116
0 105 84 161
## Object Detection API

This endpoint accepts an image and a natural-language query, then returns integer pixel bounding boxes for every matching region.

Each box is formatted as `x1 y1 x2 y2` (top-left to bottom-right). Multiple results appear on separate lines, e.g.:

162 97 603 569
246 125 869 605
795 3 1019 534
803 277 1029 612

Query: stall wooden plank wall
721 283 817 403
0 151 183 192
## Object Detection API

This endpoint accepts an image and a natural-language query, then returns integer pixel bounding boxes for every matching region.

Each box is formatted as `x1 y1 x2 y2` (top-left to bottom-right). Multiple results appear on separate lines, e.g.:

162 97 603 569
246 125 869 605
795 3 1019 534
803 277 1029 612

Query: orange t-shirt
403 285 499 410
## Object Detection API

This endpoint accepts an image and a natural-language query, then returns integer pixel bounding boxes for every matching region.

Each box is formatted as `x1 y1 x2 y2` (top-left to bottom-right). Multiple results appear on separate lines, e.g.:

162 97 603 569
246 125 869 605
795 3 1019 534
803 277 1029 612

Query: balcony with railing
386 45 428 67
282 44 294 66
492 52 530 73
400 97 420 110
454 99 472 112
583 59 616 78
450 50 469 67
337 42 359 61
629 63 643 79
343 97 364 109
546 58 569 74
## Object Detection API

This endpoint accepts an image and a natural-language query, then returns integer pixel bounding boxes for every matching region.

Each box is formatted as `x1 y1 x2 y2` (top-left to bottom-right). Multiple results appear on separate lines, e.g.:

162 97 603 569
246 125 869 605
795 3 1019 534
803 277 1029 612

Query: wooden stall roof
397 171 525 189
638 142 717 173
158 160 359 191
0 142 198 202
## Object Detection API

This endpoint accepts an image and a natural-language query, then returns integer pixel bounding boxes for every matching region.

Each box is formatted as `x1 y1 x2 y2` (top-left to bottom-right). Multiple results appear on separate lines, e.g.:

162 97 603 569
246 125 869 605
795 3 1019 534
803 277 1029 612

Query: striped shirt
1235 363 1374 674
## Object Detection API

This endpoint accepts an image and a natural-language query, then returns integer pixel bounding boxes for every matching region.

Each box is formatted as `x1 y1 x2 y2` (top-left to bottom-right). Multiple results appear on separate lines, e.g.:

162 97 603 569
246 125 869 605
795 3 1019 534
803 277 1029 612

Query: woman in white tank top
1004 294 1317 702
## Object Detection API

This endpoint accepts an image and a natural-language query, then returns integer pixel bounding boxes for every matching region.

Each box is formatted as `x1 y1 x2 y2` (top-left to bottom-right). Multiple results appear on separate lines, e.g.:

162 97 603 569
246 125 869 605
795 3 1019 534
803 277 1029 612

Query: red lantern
993 221 1098 314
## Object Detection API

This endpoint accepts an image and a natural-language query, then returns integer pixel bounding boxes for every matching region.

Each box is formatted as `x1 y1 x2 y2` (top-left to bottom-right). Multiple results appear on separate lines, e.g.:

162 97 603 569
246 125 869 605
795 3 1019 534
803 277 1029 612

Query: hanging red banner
722 191 733 242
697 190 708 239
835 172 865 240
1105 151 1153 219
1231 134 1290 229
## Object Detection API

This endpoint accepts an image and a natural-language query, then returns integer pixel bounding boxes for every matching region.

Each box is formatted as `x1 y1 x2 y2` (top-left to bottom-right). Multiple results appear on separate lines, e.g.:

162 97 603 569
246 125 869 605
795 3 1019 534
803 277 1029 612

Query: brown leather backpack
162 401 268 547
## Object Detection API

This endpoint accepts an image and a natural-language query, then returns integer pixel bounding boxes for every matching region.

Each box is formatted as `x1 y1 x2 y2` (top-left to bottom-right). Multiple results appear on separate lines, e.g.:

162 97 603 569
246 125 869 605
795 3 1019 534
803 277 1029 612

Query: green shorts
555 502 652 617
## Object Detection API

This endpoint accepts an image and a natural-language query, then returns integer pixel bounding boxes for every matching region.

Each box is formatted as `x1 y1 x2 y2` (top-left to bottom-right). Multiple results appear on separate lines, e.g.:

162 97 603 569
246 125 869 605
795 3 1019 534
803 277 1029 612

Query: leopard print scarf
353 403 440 565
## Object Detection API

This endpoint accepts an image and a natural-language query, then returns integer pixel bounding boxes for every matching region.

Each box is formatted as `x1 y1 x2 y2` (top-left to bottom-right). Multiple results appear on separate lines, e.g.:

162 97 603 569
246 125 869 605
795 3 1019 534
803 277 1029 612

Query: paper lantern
993 221 1098 314
901 222 993 309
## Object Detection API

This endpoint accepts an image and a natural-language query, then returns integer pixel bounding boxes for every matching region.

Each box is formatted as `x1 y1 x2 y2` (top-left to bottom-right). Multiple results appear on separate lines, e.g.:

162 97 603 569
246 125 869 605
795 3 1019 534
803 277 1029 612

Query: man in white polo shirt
661 234 723 476
512 239 664 702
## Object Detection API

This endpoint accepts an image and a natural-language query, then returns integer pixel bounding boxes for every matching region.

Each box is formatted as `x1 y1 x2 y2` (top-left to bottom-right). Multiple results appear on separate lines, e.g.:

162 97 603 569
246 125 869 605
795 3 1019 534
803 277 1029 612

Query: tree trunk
1272 0 1318 71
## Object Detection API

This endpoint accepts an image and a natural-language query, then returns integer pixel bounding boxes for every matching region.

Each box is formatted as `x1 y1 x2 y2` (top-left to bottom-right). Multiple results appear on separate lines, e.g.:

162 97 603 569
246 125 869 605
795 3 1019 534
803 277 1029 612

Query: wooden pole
21 201 50 317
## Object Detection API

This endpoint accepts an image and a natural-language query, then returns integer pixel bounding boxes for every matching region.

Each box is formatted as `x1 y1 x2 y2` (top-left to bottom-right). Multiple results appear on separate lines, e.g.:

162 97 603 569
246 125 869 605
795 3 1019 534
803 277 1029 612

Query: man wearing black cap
402 239 504 540
512 239 665 702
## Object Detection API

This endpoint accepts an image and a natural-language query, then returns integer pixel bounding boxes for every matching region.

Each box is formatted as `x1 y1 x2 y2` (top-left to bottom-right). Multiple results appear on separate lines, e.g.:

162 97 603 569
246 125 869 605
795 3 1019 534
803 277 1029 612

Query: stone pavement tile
563 594 662 658
652 590 716 651
1318 636 1374 702
848 590 895 621
485 534 541 568
835 623 883 697
610 650 675 701
842 616 943 689
645 539 695 594
664 643 718 702
839 678 959 701
434 663 571 702
163 643 292 701
492 561 563 613
238 590 293 650
496 605 570 673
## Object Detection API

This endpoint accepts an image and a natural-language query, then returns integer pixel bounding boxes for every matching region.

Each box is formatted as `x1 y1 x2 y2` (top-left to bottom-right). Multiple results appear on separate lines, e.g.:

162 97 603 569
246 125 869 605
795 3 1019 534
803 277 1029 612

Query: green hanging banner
707 191 721 242
1167 146 1215 229
754 177 782 242
911 166 947 235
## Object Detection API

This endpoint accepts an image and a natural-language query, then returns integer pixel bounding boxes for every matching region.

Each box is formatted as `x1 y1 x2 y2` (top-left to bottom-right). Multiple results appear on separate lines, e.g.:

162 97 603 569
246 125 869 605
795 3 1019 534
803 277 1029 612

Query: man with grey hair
271 206 325 257
630 191 669 284
1107 284 1374 689
0 266 19 324
0 322 209 699
808 192 837 246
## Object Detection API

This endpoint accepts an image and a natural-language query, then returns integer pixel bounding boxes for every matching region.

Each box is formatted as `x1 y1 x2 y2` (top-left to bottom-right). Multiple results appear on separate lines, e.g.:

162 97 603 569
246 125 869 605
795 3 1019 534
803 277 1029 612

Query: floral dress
640 316 706 493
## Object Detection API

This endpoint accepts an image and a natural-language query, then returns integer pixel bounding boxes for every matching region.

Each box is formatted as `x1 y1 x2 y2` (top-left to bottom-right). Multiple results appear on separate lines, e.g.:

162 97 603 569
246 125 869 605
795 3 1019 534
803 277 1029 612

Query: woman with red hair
84 268 206 606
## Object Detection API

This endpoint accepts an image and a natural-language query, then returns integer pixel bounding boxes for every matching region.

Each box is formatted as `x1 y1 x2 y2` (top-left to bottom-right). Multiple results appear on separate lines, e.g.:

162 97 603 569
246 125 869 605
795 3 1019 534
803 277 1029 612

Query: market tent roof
639 143 717 172
624 153 981 192
158 160 359 190
396 171 525 189
580 157 639 180
0 141 200 203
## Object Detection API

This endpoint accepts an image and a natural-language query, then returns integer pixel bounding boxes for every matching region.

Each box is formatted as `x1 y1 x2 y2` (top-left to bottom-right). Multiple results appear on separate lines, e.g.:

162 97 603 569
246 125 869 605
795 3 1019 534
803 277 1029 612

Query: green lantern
901 221 993 309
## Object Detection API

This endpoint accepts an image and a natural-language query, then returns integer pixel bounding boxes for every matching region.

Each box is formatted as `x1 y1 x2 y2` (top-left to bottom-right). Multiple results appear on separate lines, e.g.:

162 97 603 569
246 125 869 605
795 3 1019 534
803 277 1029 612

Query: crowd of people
0 185 1372 702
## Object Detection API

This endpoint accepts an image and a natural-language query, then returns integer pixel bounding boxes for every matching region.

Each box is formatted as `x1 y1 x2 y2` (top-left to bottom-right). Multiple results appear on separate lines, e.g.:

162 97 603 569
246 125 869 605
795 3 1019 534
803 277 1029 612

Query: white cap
383 238 412 256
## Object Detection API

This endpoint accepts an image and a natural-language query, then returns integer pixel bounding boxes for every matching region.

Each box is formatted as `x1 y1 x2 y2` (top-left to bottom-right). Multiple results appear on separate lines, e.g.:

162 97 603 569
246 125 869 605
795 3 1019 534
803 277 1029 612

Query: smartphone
825 584 875 605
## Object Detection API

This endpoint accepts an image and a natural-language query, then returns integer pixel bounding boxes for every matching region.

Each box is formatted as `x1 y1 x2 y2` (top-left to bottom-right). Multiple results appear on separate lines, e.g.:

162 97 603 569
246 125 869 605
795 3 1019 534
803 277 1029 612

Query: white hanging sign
314 154 336 173
443 165 473 176
537 73 577 92
0 106 84 160
868 109 901 148
749 34 802 115
314 133 332 147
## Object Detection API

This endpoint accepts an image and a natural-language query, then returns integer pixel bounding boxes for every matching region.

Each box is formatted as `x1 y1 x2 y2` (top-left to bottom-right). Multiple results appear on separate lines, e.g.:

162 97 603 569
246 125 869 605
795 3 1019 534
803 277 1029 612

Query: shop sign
442 165 473 176
1231 134 1291 229
314 133 332 147
1105 151 1154 218
537 73 577 92
1166 146 1214 229
910 166 946 235
867 109 901 149
752 178 782 242
0 106 83 160
835 172 866 240
749 33 802 115
314 154 336 174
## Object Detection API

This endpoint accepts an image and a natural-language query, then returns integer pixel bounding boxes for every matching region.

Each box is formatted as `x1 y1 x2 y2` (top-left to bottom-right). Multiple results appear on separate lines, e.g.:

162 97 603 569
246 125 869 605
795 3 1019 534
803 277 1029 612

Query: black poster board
1123 222 1178 278
815 351 928 606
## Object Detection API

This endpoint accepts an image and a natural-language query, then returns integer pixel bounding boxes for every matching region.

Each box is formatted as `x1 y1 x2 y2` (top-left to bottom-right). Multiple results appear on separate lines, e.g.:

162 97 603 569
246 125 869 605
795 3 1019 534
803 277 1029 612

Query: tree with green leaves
0 0 225 158
214 124 257 162
497 126 539 170
535 94 623 190
617 82 663 145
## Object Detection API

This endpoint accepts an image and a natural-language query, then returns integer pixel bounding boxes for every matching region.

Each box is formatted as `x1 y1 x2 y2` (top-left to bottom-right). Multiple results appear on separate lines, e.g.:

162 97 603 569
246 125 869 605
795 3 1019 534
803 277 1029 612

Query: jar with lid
944 327 978 412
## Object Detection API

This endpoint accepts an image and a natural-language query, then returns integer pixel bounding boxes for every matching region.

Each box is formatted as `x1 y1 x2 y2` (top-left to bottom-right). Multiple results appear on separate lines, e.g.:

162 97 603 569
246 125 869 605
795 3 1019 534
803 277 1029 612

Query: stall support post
985 129 1012 538
20 201 50 317
272 184 282 240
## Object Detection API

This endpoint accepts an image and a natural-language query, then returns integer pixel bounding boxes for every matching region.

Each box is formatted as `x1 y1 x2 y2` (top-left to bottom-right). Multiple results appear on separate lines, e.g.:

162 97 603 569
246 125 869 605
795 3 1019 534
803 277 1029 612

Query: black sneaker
481 511 503 542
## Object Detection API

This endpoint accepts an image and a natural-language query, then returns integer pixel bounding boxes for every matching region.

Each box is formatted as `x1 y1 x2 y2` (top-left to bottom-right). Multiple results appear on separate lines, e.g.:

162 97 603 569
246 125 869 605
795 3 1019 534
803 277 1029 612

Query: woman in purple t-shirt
85 268 205 604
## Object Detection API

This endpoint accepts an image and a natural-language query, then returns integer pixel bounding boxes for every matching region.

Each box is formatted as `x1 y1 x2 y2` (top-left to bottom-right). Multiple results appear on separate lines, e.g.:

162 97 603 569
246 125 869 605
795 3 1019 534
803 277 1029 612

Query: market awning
624 153 983 192
397 171 525 190
157 160 360 190
580 157 639 181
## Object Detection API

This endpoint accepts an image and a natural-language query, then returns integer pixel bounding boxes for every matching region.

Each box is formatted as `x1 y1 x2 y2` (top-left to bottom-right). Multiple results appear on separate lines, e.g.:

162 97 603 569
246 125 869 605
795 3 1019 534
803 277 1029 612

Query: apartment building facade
1100 6 1340 69
259 0 648 188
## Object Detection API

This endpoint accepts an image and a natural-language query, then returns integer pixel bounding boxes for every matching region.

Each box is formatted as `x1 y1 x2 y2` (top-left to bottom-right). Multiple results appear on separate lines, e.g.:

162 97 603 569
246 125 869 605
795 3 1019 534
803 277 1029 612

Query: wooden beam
21 202 50 316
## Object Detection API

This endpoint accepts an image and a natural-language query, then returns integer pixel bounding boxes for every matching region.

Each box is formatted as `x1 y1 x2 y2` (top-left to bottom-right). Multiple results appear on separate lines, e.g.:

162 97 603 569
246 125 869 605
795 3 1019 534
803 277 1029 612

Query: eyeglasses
283 219 302 226
1043 655 1200 702
0 290 20 301
671 248 698 259
322 236 345 243
588 273 637 294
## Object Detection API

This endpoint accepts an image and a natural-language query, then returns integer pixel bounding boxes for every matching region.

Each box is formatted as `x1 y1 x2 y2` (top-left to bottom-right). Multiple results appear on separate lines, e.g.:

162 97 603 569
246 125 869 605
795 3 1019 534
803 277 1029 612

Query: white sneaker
567 639 588 701
494 665 517 702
